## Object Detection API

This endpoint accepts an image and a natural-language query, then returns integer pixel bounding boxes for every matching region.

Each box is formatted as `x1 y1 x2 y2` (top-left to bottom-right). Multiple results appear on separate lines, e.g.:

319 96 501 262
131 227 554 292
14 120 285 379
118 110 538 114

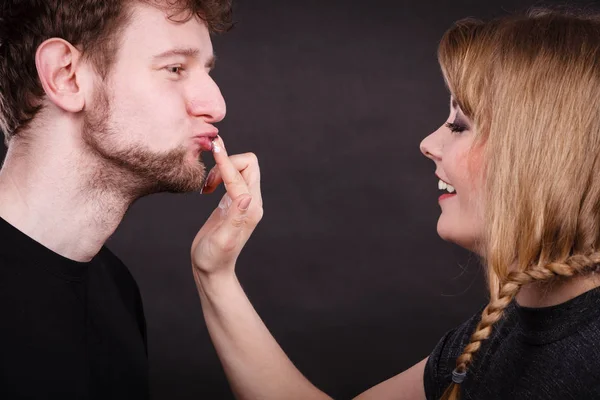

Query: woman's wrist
193 266 240 300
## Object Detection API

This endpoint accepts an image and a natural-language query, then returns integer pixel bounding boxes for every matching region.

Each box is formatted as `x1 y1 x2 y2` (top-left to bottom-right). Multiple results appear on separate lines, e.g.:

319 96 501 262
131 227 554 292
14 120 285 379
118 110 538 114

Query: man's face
83 2 225 196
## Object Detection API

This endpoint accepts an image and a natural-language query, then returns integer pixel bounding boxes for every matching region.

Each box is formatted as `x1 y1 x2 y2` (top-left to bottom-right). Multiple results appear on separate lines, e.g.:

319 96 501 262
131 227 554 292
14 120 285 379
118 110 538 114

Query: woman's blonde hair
437 7 600 400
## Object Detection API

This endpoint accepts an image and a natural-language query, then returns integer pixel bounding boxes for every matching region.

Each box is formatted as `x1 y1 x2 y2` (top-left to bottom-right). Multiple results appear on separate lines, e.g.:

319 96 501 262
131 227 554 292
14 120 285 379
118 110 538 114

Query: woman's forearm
195 272 332 400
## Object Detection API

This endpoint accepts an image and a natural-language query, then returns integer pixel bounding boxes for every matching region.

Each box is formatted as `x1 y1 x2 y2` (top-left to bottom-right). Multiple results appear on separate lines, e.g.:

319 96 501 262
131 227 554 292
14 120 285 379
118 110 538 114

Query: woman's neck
516 273 600 308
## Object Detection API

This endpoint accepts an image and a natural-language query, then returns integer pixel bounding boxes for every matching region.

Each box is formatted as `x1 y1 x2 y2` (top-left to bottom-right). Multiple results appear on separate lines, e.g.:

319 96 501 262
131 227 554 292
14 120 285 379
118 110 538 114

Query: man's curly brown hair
0 0 233 143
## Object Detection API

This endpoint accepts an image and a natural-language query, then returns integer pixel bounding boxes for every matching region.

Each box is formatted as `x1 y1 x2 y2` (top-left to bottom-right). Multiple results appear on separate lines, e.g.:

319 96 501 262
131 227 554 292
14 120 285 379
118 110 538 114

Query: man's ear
35 38 87 113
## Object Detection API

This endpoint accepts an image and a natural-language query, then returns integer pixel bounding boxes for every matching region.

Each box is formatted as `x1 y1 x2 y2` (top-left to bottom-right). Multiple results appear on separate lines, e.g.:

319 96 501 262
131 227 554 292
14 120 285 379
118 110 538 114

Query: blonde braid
441 252 600 400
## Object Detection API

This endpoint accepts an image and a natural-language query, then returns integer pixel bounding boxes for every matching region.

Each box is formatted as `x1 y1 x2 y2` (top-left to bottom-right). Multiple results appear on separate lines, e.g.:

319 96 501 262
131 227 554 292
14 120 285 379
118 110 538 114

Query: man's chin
159 177 205 194
85 134 207 195
149 163 207 194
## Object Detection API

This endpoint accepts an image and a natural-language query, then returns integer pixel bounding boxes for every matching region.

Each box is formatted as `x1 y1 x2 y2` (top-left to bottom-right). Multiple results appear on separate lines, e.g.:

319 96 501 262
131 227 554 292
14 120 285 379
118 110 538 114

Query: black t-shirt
0 217 149 399
424 286 600 399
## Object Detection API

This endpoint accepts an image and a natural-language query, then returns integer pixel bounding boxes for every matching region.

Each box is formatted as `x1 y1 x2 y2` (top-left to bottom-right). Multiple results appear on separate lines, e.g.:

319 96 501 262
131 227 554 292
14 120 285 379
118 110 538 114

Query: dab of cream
218 194 232 217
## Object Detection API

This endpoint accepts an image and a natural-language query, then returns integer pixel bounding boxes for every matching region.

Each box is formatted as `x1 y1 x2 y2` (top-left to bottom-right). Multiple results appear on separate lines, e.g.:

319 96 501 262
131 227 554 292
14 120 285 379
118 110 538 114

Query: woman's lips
439 193 457 202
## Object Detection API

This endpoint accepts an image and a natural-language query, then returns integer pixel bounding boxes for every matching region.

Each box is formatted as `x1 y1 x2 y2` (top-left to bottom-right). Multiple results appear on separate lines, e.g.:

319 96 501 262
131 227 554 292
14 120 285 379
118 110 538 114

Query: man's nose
187 75 227 123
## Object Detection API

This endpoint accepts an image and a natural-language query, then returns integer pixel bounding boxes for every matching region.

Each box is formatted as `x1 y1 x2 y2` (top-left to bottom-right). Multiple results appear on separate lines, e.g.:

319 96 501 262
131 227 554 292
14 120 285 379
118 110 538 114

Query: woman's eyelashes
445 114 470 133
445 122 467 133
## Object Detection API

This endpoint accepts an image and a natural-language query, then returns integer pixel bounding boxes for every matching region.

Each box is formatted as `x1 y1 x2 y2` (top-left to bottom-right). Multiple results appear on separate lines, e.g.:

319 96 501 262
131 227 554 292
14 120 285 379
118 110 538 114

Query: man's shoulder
95 246 146 335
96 246 137 283
94 246 144 302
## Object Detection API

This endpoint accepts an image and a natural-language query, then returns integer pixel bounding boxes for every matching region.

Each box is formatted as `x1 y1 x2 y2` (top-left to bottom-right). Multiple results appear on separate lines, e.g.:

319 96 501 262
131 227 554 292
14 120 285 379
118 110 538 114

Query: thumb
229 194 252 228
212 194 253 254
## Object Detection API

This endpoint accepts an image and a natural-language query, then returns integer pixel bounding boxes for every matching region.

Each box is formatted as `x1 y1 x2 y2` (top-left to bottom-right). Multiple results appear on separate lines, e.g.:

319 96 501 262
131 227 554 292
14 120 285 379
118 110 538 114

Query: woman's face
420 97 485 253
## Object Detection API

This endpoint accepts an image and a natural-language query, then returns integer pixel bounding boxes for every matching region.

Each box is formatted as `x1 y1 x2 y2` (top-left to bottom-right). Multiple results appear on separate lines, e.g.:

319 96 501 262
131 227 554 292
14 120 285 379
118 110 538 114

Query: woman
192 7 600 400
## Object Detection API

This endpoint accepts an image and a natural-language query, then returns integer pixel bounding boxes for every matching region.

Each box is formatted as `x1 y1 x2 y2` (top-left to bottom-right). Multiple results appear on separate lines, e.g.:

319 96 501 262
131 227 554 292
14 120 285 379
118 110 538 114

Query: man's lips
193 134 218 152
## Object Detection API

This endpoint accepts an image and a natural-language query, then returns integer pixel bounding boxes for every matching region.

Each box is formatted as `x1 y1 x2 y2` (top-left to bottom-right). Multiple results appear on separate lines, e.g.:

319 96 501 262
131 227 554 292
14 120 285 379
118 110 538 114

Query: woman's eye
445 122 467 133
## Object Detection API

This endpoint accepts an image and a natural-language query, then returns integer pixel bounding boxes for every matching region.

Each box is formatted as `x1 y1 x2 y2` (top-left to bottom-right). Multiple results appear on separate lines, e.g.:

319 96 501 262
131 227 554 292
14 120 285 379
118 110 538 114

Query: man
0 1 261 398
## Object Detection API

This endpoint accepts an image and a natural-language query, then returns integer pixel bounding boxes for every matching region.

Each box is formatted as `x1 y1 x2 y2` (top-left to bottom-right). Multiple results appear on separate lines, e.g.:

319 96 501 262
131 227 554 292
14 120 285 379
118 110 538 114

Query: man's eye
166 66 183 74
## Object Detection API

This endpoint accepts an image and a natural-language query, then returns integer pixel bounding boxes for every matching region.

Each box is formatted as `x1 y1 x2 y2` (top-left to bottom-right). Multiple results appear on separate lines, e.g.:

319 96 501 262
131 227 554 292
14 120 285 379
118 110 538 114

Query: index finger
211 136 251 200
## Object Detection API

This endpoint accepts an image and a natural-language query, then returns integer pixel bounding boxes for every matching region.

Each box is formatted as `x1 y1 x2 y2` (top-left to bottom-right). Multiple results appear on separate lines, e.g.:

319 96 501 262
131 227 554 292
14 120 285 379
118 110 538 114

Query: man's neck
0 139 131 262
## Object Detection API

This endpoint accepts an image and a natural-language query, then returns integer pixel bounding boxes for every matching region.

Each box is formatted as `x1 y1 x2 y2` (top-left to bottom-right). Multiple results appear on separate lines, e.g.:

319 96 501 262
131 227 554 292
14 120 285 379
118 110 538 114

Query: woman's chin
436 219 482 254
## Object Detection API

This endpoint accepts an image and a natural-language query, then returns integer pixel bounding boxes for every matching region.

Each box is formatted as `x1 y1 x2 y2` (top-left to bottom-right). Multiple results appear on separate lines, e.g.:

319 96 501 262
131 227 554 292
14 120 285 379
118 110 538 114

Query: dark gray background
2 0 595 399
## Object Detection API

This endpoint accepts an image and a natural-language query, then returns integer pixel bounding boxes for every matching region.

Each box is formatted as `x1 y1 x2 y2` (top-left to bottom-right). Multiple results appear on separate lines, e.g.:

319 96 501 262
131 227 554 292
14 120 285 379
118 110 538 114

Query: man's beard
81 86 207 199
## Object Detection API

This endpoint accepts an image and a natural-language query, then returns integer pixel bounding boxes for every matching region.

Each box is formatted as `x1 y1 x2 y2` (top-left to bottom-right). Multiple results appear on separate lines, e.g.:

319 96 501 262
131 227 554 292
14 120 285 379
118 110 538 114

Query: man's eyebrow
153 48 217 69
153 47 199 60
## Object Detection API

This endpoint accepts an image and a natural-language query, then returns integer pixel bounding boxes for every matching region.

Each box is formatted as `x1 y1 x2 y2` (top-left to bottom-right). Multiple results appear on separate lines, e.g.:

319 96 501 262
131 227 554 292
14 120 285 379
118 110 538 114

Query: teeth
438 179 455 193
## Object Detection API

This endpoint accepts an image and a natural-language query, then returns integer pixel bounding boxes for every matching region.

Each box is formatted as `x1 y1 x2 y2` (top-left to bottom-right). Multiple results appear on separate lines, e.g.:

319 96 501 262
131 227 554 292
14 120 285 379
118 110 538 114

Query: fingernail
212 140 221 153
238 196 252 211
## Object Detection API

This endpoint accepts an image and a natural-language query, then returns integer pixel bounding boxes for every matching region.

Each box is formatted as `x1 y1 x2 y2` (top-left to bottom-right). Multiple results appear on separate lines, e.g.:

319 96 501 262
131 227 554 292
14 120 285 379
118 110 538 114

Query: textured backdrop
1 0 592 398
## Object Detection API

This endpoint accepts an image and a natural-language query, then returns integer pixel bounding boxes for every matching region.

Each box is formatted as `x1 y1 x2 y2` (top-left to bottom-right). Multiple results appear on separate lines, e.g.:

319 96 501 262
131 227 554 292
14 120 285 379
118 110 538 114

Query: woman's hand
191 136 263 280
